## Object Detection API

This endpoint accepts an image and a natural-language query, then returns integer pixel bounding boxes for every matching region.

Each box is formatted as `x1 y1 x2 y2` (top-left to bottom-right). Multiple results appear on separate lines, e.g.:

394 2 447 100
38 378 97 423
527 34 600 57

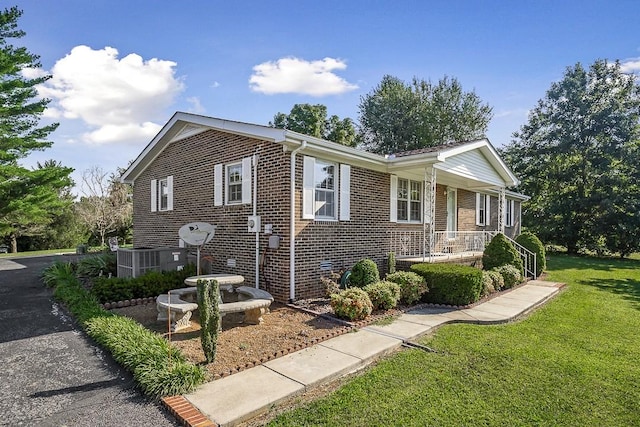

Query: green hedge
90 264 196 303
349 258 380 288
48 269 204 398
410 263 483 306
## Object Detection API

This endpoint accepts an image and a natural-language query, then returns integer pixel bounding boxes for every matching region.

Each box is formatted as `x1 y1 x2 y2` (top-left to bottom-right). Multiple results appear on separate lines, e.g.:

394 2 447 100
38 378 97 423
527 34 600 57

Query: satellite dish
179 222 216 246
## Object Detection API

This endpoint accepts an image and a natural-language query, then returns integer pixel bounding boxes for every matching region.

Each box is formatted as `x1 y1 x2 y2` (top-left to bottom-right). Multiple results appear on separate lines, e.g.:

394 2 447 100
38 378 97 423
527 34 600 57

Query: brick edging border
162 396 217 427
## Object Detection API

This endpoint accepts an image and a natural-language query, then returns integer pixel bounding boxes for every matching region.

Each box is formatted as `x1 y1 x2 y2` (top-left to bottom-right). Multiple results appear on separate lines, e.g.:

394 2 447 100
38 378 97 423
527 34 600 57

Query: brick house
121 112 528 303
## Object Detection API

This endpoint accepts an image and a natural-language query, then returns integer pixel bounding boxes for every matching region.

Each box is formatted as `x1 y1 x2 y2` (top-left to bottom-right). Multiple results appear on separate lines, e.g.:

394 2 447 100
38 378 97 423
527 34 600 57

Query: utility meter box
247 215 261 232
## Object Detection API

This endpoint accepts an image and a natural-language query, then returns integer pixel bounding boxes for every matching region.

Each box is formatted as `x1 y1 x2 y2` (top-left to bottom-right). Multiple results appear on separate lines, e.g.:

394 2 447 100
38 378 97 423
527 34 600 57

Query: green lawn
270 254 640 426
0 248 77 258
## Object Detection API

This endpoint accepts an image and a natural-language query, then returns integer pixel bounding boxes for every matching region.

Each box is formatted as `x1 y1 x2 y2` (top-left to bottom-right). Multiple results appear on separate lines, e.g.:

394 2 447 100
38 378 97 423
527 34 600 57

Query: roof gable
122 113 519 189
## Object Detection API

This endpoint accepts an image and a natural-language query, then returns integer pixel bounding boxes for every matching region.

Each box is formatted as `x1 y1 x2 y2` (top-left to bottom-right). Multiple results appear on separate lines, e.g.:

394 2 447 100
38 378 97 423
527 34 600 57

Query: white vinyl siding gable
437 150 504 186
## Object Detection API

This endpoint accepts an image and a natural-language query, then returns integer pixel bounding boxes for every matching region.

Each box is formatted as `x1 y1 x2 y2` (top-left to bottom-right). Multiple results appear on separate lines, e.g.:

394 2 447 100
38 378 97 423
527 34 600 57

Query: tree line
2 6 640 256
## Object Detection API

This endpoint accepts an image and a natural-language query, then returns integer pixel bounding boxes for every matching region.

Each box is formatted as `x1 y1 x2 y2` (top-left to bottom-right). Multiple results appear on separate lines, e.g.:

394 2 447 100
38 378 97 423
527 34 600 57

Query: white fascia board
121 112 288 184
282 132 388 170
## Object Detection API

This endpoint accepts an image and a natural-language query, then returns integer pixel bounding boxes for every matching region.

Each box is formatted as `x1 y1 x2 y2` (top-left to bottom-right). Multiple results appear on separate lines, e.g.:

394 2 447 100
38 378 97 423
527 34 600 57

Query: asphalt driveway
0 255 179 426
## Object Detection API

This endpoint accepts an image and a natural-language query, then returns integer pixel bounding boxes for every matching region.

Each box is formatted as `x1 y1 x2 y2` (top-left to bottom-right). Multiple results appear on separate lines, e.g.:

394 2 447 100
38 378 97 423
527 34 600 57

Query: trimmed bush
486 269 505 292
410 263 483 306
197 279 220 363
52 274 204 397
494 264 523 289
515 231 546 277
90 264 197 303
349 258 380 288
363 281 401 310
481 271 495 297
330 288 373 321
386 271 428 305
483 233 523 272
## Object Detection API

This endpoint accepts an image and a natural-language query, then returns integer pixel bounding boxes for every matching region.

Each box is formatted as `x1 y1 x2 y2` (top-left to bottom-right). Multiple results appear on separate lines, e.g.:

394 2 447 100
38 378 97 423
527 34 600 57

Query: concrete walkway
184 280 564 426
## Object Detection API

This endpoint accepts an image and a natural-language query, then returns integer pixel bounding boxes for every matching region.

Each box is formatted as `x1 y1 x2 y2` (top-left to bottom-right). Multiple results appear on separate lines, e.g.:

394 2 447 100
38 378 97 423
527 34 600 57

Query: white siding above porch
435 150 504 187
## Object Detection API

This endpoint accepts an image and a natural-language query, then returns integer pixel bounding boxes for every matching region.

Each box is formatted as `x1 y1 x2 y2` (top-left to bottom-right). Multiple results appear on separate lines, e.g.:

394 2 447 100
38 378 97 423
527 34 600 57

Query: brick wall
131 129 523 302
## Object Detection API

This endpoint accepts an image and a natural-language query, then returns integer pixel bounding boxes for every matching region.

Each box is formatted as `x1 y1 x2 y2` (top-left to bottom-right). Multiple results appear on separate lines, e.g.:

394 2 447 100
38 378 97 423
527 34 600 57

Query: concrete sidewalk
183 280 564 426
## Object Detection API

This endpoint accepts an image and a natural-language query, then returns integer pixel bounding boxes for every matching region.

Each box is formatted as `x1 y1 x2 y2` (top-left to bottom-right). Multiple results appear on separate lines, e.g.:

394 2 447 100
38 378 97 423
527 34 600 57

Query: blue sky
13 0 640 192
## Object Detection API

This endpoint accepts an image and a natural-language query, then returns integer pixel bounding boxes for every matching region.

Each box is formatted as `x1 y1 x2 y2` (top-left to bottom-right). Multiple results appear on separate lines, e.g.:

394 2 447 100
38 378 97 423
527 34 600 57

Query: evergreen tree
0 7 73 252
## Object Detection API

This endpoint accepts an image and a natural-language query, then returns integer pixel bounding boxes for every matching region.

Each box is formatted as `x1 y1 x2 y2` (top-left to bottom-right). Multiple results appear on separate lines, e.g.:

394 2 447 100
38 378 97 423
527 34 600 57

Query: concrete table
184 273 245 292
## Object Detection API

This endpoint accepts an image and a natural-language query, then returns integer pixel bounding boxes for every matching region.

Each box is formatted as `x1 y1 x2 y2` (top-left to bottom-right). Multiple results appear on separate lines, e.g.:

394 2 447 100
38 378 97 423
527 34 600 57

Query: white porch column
423 166 436 260
498 186 506 234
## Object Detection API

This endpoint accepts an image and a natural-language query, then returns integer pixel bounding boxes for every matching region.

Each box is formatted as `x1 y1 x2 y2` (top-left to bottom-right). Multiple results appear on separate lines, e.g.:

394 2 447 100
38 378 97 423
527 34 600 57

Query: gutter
289 140 307 302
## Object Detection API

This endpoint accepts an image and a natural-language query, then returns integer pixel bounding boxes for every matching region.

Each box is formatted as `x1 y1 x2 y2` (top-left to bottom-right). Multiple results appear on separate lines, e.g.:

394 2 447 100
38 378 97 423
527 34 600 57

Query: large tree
0 7 73 252
270 103 357 147
358 75 493 154
501 60 640 256
75 166 132 248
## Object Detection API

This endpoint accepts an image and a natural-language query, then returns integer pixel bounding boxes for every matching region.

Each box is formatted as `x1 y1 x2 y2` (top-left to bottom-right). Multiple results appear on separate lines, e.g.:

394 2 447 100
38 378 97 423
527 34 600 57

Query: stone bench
156 293 199 332
221 286 274 325
156 285 274 331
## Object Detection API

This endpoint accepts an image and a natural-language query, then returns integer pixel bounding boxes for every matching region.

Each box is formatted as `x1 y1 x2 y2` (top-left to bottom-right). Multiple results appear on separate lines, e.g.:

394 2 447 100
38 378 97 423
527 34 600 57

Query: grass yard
269 254 640 426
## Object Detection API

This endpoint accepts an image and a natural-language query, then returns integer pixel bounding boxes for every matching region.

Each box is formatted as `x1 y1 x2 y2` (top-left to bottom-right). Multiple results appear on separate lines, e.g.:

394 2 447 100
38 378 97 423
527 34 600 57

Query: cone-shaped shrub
483 233 523 272
197 279 220 363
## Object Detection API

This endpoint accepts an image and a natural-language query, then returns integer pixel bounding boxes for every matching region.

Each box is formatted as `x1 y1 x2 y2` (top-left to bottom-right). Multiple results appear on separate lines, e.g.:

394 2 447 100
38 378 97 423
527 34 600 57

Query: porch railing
388 229 537 278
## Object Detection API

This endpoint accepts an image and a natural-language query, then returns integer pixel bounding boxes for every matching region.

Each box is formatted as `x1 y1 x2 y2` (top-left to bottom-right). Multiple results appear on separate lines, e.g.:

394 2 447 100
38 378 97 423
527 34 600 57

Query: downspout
253 152 259 289
289 141 307 302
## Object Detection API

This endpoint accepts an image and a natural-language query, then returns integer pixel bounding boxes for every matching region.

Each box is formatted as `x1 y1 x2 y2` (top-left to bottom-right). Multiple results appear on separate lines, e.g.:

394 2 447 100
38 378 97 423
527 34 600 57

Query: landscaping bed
112 302 350 380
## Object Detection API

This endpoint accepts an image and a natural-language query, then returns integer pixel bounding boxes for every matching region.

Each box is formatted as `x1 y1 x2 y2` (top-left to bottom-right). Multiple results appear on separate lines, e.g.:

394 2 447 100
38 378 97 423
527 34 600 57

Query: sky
12 0 640 193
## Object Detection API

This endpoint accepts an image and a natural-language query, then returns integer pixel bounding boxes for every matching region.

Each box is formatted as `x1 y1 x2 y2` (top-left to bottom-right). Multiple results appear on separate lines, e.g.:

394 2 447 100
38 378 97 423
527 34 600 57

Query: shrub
77 252 117 278
42 260 76 288
481 271 495 297
330 288 373 321
486 269 505 292
387 251 396 275
349 258 380 288
90 264 196 303
410 263 483 306
363 281 401 310
53 275 204 397
197 279 220 363
386 271 428 305
515 231 546 278
483 233 523 272
494 264 523 289
321 271 342 297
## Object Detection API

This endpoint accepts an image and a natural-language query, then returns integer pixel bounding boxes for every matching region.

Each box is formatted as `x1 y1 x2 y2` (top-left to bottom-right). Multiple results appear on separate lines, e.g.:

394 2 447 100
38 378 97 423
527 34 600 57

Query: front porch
389 229 537 278
389 230 494 263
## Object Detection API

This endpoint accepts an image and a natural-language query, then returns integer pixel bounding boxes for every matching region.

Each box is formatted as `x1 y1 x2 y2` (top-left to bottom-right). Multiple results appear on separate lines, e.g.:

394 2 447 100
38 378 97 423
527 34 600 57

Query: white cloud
186 96 206 114
249 56 358 96
620 57 640 74
39 45 184 145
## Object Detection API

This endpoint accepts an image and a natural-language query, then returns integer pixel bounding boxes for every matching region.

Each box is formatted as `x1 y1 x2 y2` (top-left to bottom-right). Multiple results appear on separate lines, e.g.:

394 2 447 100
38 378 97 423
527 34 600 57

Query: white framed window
226 162 242 204
476 193 490 226
302 156 350 221
505 199 515 227
150 175 173 212
391 177 422 223
314 160 336 219
214 157 252 206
